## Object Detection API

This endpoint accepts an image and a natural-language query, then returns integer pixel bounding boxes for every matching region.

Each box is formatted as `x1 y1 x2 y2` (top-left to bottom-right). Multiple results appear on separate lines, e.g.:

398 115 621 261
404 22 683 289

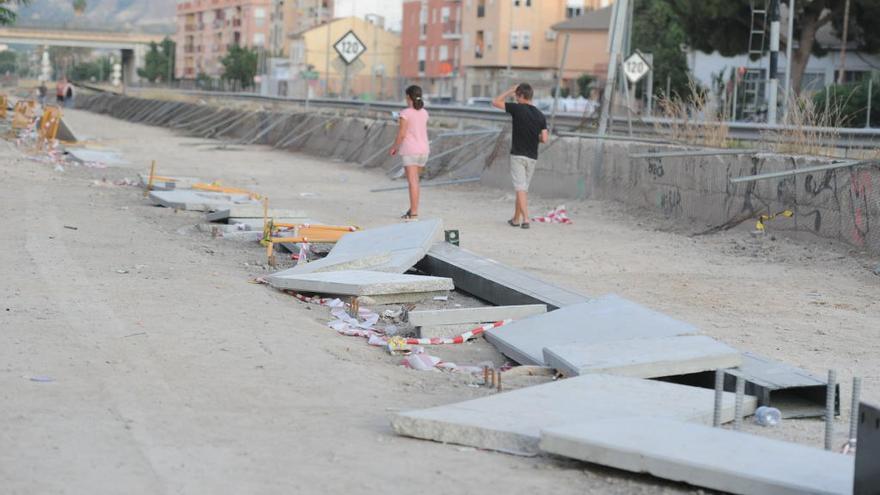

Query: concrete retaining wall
75 93 880 253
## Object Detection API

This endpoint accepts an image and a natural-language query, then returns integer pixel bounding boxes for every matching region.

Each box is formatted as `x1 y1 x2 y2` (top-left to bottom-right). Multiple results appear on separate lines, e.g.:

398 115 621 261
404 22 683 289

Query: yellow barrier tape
756 210 794 231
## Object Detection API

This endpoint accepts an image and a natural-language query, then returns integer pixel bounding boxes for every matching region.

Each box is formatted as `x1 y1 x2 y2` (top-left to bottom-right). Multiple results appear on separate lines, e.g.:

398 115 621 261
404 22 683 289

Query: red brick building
401 0 462 102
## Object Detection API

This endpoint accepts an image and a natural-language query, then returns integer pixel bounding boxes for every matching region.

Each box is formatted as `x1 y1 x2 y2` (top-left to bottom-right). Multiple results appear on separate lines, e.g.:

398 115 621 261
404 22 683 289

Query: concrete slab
417 323 482 340
270 219 441 276
484 294 698 366
415 242 590 310
148 190 260 212
138 173 202 190
408 304 547 326
390 374 755 456
265 270 453 297
855 401 880 493
540 418 853 495
67 148 129 165
206 206 309 222
543 335 742 378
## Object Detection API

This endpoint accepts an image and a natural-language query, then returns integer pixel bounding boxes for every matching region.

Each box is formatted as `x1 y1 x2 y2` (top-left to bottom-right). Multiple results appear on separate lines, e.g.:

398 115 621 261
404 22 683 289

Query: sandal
401 210 419 221
520 222 530 229
507 219 521 227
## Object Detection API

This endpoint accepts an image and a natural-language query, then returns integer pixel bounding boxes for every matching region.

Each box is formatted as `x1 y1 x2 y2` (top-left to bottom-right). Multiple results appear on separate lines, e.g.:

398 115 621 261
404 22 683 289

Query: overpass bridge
0 26 166 83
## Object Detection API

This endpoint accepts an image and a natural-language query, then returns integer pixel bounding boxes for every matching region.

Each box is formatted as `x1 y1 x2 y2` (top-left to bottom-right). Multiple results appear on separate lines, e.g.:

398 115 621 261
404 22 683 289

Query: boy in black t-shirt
492 83 548 229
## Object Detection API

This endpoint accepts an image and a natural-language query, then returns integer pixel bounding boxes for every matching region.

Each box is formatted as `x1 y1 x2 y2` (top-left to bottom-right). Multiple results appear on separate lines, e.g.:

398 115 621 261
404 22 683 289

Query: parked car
466 97 494 108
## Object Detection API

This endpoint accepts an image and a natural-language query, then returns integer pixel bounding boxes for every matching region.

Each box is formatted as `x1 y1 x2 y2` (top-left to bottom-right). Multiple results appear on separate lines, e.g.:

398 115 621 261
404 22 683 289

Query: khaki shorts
510 155 537 192
402 154 429 167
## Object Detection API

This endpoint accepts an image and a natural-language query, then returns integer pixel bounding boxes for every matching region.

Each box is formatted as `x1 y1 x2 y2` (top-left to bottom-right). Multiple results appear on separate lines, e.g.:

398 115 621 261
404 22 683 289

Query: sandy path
0 108 876 493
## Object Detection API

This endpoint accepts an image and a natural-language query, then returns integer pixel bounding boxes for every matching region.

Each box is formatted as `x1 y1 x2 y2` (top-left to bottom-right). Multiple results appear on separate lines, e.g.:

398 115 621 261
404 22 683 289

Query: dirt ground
1 108 877 494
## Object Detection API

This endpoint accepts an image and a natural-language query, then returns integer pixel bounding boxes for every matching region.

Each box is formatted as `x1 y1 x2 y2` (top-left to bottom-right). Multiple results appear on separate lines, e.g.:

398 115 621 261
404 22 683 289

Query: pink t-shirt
398 107 430 156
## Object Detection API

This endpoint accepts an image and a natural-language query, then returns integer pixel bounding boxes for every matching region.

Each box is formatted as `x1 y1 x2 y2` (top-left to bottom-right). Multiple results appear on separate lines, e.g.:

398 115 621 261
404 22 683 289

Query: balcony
442 21 461 39
184 45 196 53
185 24 197 32
232 18 242 27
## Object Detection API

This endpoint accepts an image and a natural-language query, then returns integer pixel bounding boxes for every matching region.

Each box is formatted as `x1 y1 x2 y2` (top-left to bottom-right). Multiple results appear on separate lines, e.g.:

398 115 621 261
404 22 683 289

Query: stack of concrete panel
540 418 854 495
543 335 742 378
268 219 441 277
138 173 203 191
484 294 698 366
391 374 755 456
265 270 453 304
206 206 311 229
148 190 260 211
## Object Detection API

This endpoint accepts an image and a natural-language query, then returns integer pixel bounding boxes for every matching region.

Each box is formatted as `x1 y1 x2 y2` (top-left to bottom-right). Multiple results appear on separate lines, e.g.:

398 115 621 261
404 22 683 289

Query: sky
334 0 403 31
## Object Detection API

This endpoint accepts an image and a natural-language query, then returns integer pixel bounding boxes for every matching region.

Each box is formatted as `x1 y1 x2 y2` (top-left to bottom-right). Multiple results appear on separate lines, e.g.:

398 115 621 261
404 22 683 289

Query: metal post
849 377 862 449
866 77 873 128
837 0 852 84
732 75 739 121
645 54 654 117
767 0 781 125
549 34 571 134
825 369 837 450
324 15 331 97
621 56 634 137
597 0 630 137
713 370 725 427
734 376 745 430
783 0 795 121
506 0 514 89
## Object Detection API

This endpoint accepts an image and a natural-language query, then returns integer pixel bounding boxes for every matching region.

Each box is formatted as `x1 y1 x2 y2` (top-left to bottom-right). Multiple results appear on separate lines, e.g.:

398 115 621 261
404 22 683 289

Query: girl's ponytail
406 85 424 110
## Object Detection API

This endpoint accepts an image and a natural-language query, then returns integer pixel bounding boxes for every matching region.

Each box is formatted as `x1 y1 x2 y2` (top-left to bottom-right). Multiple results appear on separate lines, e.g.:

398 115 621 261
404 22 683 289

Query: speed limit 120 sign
334 30 367 65
623 52 650 84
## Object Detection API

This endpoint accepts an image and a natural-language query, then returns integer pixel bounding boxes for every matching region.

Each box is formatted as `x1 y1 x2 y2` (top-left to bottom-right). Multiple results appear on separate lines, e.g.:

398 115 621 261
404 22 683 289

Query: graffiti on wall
848 170 873 246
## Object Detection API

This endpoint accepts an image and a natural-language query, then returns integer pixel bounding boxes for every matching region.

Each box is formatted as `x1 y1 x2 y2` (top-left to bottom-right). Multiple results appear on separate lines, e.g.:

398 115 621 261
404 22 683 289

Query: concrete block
265 269 453 297
271 219 441 276
206 206 309 222
540 418 853 495
407 304 547 326
415 242 590 310
484 294 698 366
226 217 315 230
543 335 742 378
391 374 755 456
148 190 260 211
417 323 482 340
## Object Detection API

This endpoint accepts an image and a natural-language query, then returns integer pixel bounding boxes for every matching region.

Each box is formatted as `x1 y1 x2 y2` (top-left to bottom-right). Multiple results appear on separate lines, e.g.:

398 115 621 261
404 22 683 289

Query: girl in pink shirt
390 85 430 220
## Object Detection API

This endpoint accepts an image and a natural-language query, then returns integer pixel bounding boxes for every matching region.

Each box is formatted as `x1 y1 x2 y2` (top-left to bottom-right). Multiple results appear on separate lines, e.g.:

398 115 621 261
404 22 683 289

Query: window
522 32 531 50
510 32 519 49
419 6 428 37
526 0 531 5
514 0 520 5
477 0 485 17
255 7 266 27
472 84 482 97
485 30 493 50
418 46 426 72
439 45 449 61
475 31 484 58
253 33 265 46
441 7 450 22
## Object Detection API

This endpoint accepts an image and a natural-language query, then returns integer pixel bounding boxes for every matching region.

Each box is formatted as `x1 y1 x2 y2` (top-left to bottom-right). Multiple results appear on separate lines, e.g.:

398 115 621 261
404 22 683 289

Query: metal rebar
630 149 760 160
848 376 862 446
733 376 745 430
713 369 725 427
273 115 314 148
825 369 837 450
483 366 489 387
496 370 502 392
730 160 873 184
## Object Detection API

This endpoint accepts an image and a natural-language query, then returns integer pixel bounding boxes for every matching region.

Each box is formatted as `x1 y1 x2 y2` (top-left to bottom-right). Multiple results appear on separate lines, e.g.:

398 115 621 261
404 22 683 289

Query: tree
72 0 86 15
70 56 111 82
576 74 596 98
632 0 691 98
812 77 879 127
137 38 176 83
0 50 16 75
221 44 258 89
0 0 30 25
668 0 880 95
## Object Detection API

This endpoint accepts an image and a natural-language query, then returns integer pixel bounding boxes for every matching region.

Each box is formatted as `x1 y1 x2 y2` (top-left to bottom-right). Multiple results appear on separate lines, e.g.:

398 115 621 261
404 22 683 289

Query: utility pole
837 0 851 84
767 0 780 125
782 0 795 122
505 0 514 90
324 0 331 97
598 0 630 137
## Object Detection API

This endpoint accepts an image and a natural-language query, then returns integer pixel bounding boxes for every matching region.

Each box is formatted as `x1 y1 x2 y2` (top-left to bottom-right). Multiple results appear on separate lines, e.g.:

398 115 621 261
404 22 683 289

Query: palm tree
0 0 29 26
73 0 86 15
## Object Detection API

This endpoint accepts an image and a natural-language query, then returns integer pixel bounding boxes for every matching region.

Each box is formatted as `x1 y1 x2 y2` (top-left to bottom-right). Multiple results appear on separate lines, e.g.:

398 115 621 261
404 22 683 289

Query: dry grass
769 94 847 157
653 80 731 148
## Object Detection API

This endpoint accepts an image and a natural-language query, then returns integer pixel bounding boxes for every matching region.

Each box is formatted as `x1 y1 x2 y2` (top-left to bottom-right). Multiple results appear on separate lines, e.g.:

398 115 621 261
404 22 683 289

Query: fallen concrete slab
206 206 309 222
265 269 453 298
269 219 441 276
148 190 260 212
417 323 483 340
543 335 741 378
138 173 203 191
484 294 698 366
390 374 755 456
67 148 129 165
415 242 590 310
540 418 853 495
855 401 880 493
408 304 547 326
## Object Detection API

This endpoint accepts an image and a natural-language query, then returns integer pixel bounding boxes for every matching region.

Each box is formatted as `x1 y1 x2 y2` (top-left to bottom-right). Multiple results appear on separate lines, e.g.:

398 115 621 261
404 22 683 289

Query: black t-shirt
505 102 547 160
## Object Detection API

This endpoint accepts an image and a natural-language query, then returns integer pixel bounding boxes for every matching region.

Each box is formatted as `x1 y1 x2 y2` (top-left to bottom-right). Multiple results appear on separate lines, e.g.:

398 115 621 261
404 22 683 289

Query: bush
812 77 879 128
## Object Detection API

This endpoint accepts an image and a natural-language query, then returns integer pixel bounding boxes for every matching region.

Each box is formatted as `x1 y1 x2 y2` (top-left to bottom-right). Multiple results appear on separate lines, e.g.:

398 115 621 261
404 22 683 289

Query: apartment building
269 0 334 57
400 0 463 102
460 0 613 99
552 5 611 91
175 0 272 79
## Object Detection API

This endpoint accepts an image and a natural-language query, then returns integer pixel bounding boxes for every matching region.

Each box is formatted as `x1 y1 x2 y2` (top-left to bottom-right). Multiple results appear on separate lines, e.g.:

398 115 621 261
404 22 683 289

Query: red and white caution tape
403 319 511 345
532 205 572 224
